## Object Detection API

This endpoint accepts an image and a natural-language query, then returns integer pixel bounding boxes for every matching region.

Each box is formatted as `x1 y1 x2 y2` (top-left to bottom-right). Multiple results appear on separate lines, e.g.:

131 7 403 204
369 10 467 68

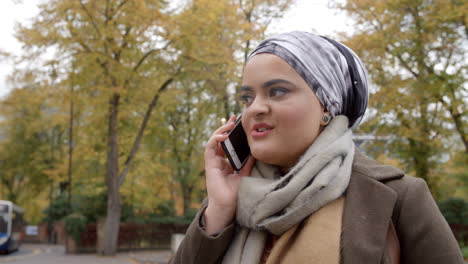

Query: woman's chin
251 148 283 167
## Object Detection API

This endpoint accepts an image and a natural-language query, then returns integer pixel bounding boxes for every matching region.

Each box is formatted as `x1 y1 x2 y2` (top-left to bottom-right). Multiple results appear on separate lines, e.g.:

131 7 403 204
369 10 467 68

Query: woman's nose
247 96 270 117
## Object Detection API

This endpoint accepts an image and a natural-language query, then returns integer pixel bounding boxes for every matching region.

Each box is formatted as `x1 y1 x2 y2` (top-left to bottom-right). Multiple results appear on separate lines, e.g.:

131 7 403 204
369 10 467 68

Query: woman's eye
240 94 254 105
269 87 288 97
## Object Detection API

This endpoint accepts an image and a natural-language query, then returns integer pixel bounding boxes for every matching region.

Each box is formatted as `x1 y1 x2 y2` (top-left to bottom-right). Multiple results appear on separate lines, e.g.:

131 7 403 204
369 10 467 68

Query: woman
170 31 463 264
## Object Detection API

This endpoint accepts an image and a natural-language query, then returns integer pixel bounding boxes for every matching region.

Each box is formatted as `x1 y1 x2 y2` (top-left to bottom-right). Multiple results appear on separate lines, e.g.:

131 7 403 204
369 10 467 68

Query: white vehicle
0 200 24 253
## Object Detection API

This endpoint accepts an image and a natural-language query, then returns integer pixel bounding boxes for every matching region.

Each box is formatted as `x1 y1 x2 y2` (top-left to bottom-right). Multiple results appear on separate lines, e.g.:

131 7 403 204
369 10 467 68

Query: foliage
155 0 293 216
333 0 467 198
4 0 293 253
64 213 87 243
437 198 468 225
445 151 468 199
125 202 198 225
154 199 176 217
0 86 66 207
462 243 468 259
15 0 179 253
43 191 136 224
43 194 72 223
72 192 107 223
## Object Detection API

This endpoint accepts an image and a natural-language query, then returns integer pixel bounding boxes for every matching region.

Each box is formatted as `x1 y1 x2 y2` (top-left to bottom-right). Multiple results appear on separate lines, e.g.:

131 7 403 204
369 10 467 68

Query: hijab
248 31 369 129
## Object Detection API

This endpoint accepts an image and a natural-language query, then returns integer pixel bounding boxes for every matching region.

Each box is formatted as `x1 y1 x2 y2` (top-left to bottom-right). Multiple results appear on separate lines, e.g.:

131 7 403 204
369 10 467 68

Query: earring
322 114 331 125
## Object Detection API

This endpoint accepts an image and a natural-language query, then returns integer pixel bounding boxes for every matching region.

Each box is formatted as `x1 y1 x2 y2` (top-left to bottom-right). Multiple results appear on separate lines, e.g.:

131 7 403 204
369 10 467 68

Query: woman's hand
203 115 255 235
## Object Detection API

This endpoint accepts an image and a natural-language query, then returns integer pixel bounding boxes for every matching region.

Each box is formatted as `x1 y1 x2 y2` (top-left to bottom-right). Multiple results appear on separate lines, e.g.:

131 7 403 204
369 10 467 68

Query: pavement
2 243 466 263
0 243 172 264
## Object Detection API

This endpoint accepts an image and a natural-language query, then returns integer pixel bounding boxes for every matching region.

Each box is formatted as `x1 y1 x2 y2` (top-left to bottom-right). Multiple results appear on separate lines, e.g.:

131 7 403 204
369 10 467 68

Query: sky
0 0 352 99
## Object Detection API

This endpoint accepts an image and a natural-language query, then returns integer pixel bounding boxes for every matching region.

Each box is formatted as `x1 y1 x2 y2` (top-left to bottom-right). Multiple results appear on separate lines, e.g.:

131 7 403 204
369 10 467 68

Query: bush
72 192 107 223
437 198 468 225
124 203 198 225
43 194 72 223
136 215 194 225
155 200 176 217
184 207 198 220
45 195 196 227
45 192 134 224
462 243 468 259
64 213 87 243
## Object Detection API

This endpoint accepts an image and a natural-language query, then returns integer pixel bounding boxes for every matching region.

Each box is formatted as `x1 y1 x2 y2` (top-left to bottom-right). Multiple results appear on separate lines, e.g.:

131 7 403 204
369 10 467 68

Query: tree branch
132 41 171 73
386 46 420 78
79 0 102 37
114 25 132 62
118 77 174 185
116 0 129 12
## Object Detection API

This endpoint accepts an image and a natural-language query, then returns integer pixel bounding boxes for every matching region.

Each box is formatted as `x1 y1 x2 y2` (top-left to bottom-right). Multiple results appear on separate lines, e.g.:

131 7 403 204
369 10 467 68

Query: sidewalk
0 243 172 264
128 249 172 264
2 243 466 263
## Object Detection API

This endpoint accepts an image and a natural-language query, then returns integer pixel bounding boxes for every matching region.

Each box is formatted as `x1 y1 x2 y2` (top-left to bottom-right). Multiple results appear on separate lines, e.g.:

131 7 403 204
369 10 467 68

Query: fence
68 222 190 253
450 224 468 245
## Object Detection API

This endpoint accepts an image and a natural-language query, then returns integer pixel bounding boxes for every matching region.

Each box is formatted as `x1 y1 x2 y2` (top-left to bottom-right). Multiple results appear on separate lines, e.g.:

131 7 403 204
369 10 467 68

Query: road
0 243 172 264
5 244 465 263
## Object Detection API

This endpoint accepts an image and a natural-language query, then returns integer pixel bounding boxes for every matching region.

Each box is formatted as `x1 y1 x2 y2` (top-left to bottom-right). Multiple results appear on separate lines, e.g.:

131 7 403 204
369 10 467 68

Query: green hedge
438 198 468 225
43 195 72 223
64 213 87 243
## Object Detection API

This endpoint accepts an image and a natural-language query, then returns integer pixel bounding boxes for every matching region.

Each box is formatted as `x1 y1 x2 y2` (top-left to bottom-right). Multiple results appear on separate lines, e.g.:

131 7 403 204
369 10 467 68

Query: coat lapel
340 170 398 264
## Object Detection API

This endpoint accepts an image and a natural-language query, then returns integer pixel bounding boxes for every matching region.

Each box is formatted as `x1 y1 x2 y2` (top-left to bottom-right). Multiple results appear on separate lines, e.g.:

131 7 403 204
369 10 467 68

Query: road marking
0 248 42 263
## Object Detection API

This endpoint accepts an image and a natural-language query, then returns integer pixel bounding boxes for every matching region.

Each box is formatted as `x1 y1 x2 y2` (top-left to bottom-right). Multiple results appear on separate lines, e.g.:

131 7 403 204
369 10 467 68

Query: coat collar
351 148 405 182
341 147 404 264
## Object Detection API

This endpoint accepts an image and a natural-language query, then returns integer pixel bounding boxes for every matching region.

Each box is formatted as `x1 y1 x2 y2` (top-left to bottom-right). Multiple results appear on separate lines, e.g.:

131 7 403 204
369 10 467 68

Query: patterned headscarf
248 31 369 129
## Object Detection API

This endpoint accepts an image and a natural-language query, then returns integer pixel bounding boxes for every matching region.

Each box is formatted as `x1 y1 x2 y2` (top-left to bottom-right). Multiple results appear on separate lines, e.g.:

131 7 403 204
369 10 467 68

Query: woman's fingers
215 115 236 135
205 116 236 153
215 135 229 156
220 158 233 175
205 133 227 158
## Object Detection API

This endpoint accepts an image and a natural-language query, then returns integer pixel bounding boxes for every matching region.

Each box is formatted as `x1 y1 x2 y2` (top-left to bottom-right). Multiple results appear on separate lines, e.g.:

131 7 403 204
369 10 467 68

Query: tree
15 0 178 255
334 0 467 197
160 0 295 213
12 0 295 254
233 0 294 115
152 81 221 215
0 82 65 215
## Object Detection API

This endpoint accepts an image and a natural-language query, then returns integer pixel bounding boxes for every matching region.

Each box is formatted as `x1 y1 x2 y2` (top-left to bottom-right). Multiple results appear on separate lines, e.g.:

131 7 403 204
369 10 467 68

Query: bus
0 200 24 254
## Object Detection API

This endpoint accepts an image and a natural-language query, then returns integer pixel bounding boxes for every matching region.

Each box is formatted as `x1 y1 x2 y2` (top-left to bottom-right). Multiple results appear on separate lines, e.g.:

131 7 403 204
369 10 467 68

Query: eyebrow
240 79 295 92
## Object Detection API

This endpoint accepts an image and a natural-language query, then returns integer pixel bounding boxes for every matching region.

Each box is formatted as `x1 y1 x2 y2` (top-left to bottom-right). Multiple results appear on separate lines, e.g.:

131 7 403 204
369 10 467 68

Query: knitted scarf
222 116 354 264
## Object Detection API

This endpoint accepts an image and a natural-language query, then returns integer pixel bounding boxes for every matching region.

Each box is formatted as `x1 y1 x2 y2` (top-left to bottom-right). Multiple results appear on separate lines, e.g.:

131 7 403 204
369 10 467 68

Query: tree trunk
99 93 121 256
222 92 230 121
99 78 173 255
68 82 74 206
181 181 193 216
47 180 54 243
408 138 438 196
448 109 468 154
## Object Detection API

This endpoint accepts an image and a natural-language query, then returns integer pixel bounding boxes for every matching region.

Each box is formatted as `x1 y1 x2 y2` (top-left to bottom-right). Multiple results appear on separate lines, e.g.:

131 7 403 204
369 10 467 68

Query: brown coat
170 149 464 264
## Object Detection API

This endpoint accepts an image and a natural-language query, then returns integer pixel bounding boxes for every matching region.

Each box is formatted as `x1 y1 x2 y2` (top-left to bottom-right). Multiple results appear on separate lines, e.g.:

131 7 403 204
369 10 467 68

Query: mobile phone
221 115 251 171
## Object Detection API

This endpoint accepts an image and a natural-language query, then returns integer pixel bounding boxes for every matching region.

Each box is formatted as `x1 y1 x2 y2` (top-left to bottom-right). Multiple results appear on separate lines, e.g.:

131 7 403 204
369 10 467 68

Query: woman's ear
320 112 332 126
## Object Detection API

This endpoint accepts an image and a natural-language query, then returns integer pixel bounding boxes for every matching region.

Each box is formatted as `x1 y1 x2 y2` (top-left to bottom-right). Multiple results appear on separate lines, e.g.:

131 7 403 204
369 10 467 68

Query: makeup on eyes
240 79 295 105
269 87 289 97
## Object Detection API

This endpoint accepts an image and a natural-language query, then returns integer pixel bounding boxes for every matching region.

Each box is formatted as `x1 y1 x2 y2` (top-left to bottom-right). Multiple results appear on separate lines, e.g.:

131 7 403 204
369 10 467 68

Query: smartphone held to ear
221 115 251 171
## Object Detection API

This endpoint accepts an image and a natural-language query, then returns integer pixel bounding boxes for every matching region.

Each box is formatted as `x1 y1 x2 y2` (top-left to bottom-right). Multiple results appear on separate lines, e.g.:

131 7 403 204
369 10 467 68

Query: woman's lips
251 123 273 138
251 129 272 138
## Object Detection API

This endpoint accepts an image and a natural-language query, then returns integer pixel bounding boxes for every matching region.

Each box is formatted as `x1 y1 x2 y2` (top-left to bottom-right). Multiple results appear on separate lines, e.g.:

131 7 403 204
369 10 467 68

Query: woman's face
240 53 328 170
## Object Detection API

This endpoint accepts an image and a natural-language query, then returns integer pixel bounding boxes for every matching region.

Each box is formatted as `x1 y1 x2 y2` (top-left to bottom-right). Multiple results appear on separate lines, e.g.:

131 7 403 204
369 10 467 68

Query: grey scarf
222 116 354 264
